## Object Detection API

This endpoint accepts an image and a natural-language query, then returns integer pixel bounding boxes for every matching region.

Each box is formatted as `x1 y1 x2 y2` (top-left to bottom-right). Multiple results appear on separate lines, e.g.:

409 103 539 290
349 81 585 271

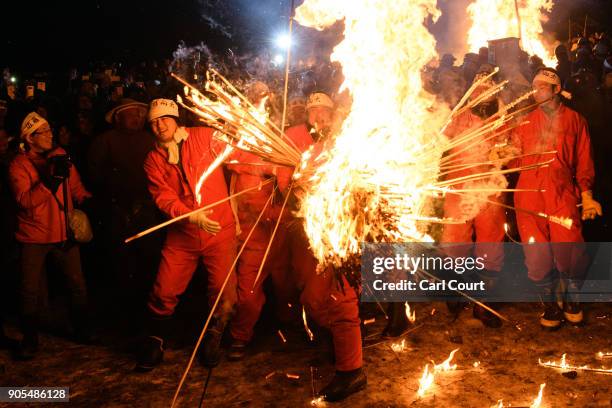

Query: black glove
49 155 72 179
40 173 63 193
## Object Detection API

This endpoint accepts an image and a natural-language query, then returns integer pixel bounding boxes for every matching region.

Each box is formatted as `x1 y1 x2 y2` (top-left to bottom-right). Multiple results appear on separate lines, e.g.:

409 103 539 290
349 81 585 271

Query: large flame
467 0 555 67
295 0 445 267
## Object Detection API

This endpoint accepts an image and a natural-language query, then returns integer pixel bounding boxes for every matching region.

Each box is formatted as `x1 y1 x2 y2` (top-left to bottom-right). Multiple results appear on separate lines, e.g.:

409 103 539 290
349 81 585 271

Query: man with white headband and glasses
9 112 92 360
512 67 602 330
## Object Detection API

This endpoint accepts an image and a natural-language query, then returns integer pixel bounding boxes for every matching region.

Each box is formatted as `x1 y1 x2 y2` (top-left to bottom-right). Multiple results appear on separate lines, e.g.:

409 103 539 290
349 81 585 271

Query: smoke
432 0 473 61
458 175 509 221
197 0 235 39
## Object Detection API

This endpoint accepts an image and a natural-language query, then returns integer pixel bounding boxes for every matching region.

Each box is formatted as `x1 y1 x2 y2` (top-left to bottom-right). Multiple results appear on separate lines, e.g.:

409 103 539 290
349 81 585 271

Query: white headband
20 112 48 139
533 70 561 87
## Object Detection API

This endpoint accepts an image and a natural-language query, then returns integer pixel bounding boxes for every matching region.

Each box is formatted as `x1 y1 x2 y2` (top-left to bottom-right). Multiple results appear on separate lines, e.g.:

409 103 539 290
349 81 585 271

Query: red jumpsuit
228 125 314 342
226 151 284 342
270 124 363 371
512 104 594 282
441 110 505 271
144 127 237 319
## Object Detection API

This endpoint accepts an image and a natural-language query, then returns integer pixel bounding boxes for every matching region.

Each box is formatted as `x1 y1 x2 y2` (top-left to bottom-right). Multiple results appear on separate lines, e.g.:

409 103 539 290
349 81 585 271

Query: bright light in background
275 33 293 49
273 54 285 65
10 76 16 83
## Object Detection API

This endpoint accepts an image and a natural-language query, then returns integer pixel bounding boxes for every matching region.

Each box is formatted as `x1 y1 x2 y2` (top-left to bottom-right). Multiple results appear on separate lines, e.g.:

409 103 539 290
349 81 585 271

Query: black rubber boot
471 270 502 328
14 315 39 361
536 277 563 330
382 302 410 338
446 301 465 319
227 339 248 361
473 303 502 328
135 315 171 372
135 336 164 372
320 368 367 402
200 319 225 368
563 279 584 325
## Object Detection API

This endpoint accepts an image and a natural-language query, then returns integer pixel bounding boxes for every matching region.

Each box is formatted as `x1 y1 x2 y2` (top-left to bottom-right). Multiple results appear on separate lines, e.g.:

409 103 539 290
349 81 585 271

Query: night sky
2 0 611 72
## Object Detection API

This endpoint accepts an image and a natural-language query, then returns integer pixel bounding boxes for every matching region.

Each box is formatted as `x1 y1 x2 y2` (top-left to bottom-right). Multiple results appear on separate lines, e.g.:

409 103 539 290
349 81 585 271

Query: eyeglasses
32 126 52 137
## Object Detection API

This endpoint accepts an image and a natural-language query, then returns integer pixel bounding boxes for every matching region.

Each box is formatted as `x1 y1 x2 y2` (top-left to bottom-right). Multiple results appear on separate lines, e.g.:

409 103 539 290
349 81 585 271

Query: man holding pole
136 99 238 371
513 68 601 329
9 112 92 360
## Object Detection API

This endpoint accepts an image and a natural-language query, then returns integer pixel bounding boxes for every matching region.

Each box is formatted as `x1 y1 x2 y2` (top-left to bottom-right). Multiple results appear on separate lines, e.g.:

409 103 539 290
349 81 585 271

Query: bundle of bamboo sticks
172 70 302 167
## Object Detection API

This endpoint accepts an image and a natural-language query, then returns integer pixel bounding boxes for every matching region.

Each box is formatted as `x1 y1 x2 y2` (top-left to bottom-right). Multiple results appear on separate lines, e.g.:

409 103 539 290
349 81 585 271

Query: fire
467 0 555 67
433 348 459 372
530 383 546 408
310 396 325 406
302 306 315 341
597 351 612 360
405 302 416 323
417 364 435 397
539 353 612 373
294 0 445 267
390 339 407 353
493 383 546 407
548 215 573 230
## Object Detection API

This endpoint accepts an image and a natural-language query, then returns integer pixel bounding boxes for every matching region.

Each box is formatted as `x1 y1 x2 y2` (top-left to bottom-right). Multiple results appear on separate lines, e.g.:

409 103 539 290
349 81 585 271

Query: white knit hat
20 112 48 139
148 98 179 121
306 92 334 110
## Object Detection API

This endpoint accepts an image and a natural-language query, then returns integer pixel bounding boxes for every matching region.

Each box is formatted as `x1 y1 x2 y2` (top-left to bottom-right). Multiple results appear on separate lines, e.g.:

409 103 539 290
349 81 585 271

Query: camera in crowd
48 154 72 179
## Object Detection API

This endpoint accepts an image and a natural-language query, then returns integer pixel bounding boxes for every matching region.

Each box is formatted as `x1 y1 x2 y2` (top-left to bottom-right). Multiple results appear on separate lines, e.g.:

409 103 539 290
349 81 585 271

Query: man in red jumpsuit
513 68 601 329
274 93 366 402
441 67 507 328
137 99 237 371
9 112 92 359
225 149 289 359
226 91 332 360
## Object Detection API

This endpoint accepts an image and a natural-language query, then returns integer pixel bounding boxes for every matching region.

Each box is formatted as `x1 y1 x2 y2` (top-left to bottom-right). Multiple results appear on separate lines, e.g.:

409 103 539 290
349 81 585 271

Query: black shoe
473 304 502 328
320 368 367 402
13 335 39 361
382 302 410 338
563 280 584 325
563 301 583 325
135 336 164 372
446 301 464 319
200 329 223 368
540 303 563 330
228 340 248 361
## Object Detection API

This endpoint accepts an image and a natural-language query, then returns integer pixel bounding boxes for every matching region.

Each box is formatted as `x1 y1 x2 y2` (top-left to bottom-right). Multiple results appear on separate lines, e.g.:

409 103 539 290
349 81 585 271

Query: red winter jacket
143 127 235 241
9 147 91 244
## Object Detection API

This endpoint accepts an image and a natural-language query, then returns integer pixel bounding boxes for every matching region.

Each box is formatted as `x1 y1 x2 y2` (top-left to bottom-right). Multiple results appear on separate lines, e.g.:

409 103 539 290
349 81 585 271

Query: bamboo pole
170 188 277 408
124 179 274 244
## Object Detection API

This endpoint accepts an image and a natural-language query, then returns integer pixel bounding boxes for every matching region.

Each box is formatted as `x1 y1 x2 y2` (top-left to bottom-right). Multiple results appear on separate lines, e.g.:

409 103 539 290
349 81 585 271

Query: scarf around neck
159 127 189 164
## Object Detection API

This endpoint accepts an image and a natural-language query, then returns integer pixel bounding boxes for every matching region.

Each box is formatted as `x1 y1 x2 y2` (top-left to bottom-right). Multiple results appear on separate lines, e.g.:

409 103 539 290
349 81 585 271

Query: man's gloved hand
581 190 603 221
39 166 63 193
49 155 72 179
188 210 222 234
